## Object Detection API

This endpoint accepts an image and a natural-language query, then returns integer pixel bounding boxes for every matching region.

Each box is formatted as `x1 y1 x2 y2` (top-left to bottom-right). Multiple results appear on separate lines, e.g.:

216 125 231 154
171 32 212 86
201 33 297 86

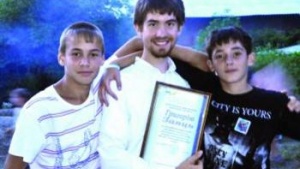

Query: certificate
140 82 211 168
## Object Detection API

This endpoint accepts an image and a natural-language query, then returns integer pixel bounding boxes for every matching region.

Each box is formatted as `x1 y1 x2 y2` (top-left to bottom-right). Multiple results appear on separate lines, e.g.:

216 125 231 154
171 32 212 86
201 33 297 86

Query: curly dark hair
206 26 253 59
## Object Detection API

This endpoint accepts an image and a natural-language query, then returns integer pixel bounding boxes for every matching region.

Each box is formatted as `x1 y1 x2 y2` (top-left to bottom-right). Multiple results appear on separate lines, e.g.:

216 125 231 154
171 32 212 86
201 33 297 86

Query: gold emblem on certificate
140 82 211 168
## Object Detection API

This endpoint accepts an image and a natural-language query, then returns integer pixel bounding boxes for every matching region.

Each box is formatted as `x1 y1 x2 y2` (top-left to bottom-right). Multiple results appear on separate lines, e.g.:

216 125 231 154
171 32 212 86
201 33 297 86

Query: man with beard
98 0 203 169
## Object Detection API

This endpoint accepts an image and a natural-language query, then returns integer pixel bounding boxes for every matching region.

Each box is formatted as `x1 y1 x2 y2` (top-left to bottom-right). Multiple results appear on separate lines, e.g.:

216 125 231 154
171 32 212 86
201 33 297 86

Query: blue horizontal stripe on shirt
37 151 100 169
45 118 97 138
38 101 94 122
42 132 99 154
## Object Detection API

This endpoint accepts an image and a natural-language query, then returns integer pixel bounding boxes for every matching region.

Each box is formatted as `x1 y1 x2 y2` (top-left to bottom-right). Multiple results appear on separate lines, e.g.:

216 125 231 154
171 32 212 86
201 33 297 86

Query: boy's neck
221 81 253 95
54 78 91 105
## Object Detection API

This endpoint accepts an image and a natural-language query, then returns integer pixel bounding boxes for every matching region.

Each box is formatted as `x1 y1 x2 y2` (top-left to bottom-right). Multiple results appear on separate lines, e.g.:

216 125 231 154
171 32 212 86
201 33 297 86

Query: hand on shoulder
287 96 300 113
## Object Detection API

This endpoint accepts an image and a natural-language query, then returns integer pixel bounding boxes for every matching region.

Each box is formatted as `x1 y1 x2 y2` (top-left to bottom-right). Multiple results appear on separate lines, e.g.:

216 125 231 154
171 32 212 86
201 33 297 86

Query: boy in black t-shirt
180 26 300 169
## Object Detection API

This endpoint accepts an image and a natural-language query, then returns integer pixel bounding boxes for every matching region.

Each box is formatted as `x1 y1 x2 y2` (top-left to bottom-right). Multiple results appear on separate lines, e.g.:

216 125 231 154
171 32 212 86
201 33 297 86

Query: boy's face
136 12 181 58
207 40 254 85
59 36 104 86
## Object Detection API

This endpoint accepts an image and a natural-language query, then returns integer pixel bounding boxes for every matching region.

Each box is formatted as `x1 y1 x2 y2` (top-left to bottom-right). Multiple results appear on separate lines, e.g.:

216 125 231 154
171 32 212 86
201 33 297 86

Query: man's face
136 12 181 58
59 36 104 86
207 40 254 85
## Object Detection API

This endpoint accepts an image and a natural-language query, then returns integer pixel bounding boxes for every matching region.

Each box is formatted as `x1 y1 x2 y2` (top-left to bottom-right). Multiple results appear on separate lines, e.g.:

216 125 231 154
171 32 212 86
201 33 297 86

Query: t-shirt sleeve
279 95 300 140
9 104 46 163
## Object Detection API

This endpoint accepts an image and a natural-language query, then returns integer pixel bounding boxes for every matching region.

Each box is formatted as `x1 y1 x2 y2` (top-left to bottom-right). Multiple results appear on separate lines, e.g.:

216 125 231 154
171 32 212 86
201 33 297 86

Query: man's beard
149 45 174 58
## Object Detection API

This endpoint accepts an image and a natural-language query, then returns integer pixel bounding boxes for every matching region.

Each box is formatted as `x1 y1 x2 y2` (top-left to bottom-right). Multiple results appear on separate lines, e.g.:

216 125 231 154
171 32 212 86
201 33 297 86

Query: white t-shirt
9 83 102 168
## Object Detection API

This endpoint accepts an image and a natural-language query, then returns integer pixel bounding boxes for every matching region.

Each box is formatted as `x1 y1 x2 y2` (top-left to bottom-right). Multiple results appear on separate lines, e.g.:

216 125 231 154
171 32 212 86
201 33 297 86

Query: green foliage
0 58 62 95
20 64 63 94
254 50 300 96
271 138 300 169
0 0 35 23
280 140 300 160
250 28 300 49
195 17 241 50
0 0 132 23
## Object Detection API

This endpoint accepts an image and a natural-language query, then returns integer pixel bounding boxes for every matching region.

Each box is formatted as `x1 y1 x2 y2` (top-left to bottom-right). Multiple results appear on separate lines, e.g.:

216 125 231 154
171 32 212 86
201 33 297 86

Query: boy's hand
287 96 300 113
4 154 27 169
99 68 122 106
176 151 203 169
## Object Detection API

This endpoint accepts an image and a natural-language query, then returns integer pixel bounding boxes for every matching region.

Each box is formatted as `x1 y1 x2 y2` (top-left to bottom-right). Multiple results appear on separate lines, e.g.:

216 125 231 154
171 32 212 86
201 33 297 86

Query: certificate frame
140 82 211 168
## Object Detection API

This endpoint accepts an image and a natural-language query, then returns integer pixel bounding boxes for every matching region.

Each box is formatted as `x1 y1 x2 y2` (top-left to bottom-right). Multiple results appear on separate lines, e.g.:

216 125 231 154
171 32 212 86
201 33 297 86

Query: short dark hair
133 0 185 27
205 26 253 59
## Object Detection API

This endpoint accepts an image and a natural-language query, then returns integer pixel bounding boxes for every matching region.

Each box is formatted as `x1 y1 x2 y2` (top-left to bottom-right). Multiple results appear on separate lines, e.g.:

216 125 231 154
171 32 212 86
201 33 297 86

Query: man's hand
176 151 203 169
99 68 122 106
287 96 300 113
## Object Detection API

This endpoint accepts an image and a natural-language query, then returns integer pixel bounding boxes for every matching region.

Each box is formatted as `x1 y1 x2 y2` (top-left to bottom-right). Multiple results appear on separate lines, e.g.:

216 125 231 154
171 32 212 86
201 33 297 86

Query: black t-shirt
173 59 300 169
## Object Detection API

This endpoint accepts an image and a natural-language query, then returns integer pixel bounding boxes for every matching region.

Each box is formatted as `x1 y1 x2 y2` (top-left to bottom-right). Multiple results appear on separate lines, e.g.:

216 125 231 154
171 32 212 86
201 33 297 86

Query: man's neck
141 53 169 73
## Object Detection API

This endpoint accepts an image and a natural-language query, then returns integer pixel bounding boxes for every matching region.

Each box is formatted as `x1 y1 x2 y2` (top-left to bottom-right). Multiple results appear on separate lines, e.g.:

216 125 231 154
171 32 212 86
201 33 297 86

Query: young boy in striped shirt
5 21 105 169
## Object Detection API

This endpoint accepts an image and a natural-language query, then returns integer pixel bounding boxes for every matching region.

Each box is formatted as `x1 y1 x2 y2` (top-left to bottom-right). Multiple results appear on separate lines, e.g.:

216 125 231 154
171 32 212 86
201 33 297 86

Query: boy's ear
58 53 65 66
248 52 256 66
206 60 215 72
